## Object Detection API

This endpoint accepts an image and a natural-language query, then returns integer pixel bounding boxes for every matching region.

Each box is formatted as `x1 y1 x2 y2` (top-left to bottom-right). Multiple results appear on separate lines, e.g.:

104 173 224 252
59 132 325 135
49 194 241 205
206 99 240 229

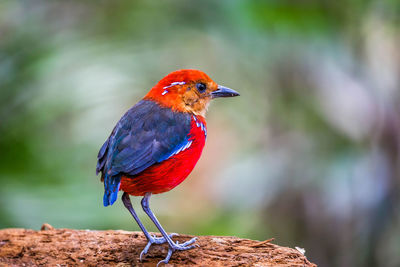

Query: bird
96 69 239 265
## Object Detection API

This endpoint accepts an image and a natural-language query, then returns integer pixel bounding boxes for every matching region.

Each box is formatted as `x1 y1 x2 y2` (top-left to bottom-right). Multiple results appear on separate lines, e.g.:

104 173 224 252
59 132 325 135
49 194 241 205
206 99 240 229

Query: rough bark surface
0 224 316 266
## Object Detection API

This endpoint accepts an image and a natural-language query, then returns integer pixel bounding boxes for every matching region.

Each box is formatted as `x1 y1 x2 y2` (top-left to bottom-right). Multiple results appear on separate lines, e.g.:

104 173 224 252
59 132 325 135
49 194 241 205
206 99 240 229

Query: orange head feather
144 69 239 117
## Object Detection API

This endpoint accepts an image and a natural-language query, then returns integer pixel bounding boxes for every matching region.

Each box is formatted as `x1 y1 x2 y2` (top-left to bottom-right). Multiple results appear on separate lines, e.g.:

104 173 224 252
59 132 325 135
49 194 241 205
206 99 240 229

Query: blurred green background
1 0 399 266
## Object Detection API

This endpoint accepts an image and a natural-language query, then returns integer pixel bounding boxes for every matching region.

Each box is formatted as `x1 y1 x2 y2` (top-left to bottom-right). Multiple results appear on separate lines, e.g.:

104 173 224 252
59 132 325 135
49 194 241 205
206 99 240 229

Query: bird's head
144 69 239 117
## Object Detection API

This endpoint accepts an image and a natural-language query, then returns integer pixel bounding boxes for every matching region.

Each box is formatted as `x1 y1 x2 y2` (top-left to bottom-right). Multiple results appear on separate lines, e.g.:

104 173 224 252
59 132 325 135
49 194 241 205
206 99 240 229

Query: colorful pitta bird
96 69 239 265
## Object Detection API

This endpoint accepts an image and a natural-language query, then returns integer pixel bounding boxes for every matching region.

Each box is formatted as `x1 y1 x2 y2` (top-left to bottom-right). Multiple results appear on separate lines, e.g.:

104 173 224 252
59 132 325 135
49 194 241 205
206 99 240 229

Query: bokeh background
1 1 400 266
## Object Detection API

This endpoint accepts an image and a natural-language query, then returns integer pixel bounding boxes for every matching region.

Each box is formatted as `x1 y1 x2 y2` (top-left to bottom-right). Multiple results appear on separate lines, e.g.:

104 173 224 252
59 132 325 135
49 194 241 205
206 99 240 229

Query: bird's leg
141 192 198 266
121 192 177 261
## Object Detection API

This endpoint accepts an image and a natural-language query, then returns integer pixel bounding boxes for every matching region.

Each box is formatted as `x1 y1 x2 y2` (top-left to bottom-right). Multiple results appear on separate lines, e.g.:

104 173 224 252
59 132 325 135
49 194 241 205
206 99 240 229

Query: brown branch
0 224 316 266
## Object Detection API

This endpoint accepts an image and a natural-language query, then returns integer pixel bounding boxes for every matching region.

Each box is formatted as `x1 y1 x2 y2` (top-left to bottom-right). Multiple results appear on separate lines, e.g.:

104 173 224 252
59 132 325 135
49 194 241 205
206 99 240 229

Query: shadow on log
0 224 316 266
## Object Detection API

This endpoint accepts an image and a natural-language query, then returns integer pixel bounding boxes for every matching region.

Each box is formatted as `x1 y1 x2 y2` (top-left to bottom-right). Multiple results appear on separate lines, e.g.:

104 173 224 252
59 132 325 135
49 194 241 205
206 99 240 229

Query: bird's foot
140 233 178 261
156 237 199 266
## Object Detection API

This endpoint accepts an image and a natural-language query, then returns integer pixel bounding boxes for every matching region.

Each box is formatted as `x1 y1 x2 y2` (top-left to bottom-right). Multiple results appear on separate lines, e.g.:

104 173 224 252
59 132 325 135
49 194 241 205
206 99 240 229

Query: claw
139 241 152 261
156 248 173 267
156 237 199 266
140 233 178 261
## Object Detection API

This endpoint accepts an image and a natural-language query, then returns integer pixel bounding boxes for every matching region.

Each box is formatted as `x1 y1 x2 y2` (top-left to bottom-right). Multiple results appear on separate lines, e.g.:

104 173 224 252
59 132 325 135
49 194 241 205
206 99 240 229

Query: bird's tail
103 174 121 206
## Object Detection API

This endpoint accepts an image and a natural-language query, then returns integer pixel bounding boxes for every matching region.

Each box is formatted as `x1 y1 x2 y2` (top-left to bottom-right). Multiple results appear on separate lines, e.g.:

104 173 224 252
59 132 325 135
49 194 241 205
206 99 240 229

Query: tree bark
0 224 316 266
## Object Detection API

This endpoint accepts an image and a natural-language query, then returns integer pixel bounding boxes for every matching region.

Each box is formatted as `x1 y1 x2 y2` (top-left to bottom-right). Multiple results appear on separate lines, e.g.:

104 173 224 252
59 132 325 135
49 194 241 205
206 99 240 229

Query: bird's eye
196 83 207 93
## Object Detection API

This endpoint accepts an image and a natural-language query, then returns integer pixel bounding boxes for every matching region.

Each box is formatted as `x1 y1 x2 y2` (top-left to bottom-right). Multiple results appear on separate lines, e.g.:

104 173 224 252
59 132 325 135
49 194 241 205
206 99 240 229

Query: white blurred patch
295 246 306 255
311 59 376 141
364 14 400 98
36 42 144 144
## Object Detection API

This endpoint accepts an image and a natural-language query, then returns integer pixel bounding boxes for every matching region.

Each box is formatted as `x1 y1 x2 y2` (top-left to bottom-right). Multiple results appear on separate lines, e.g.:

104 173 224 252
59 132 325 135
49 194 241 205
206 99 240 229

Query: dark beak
211 85 240 98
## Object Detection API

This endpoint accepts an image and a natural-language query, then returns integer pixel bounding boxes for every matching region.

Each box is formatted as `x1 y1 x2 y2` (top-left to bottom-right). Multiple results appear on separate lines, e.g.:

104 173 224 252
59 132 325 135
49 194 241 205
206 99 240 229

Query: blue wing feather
97 100 192 206
157 136 192 162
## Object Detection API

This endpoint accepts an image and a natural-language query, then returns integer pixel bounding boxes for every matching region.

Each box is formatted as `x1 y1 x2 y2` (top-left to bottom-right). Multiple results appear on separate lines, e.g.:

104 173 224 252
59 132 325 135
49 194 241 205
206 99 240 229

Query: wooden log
0 225 316 266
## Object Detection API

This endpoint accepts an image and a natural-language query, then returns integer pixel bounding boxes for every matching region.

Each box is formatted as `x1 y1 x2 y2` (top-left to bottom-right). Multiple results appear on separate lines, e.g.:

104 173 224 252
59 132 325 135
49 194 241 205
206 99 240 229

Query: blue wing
96 100 192 206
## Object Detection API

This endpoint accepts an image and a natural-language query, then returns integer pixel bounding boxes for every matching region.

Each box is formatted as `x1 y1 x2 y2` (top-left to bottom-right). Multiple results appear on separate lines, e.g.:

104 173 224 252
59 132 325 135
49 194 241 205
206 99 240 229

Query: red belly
120 117 206 196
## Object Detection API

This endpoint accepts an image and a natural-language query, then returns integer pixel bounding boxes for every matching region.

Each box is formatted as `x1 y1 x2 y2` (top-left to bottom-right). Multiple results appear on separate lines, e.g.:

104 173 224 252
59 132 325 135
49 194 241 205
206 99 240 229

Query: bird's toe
181 237 197 247
140 233 179 261
156 237 199 265
169 237 198 251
